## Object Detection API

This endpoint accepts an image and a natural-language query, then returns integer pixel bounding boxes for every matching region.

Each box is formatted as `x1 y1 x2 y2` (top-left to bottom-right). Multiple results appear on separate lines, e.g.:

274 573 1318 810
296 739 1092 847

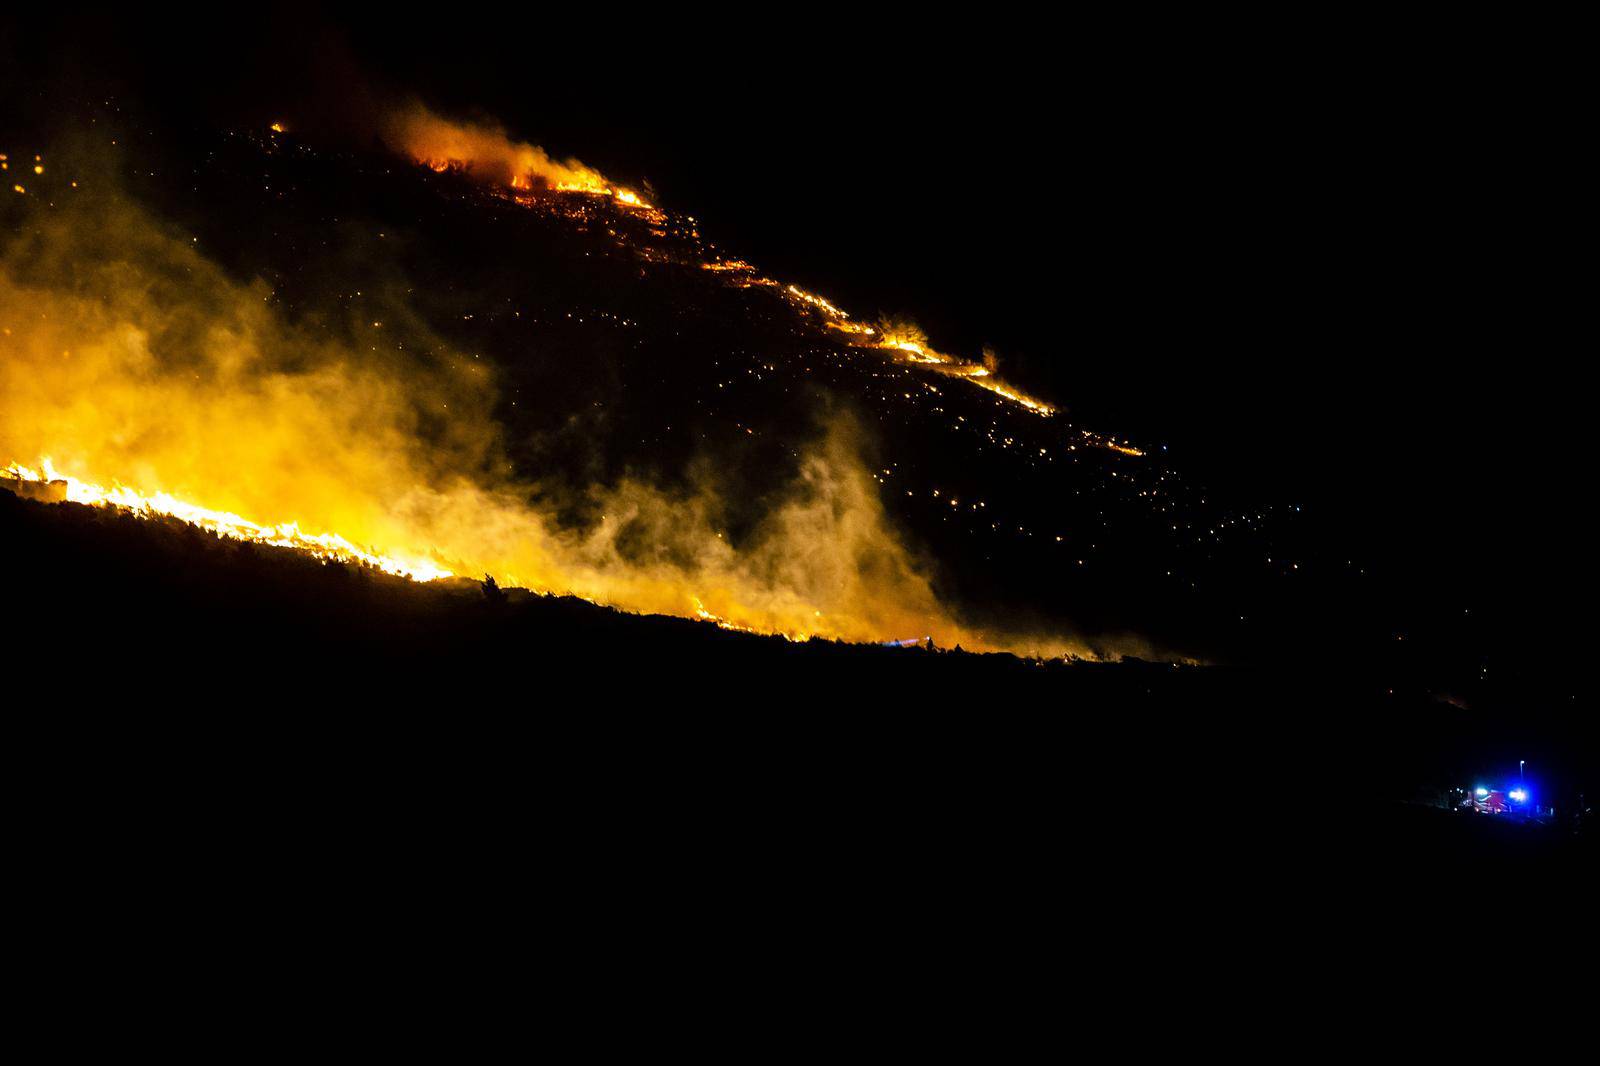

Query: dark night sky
5 10 1585 663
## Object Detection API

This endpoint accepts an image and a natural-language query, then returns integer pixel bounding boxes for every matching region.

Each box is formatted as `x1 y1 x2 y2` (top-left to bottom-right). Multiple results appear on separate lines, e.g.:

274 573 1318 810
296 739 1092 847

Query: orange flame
0 128 1135 661
4 459 452 581
377 108 1084 425
387 101 652 210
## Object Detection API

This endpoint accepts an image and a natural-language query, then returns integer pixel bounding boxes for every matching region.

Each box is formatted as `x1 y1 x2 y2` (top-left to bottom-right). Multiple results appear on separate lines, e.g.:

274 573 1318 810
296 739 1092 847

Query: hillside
7 485 1593 870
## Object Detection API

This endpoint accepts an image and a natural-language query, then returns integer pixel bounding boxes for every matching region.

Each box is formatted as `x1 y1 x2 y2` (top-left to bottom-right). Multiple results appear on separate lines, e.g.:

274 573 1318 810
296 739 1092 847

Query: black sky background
4 10 1586 667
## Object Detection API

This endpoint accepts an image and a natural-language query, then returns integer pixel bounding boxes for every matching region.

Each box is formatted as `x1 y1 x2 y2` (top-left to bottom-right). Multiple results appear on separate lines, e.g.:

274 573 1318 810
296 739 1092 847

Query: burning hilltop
385 102 653 208
383 103 1094 435
0 122 1088 655
1 104 1297 662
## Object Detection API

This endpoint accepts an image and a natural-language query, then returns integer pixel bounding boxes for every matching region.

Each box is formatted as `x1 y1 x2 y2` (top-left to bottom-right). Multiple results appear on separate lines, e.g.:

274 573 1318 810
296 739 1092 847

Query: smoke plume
2 141 1105 655
382 100 614 195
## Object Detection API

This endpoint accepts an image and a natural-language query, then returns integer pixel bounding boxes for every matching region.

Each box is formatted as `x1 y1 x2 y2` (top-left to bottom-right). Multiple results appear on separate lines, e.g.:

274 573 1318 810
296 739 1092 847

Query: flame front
383 107 1117 429
0 126 1117 661
4 459 453 582
388 101 652 211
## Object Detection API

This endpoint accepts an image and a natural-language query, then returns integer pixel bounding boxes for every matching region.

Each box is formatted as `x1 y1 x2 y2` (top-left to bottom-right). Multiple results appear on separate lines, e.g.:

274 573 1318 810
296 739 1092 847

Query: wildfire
380 106 1111 429
3 452 950 651
607 187 650 209
692 596 813 642
4 459 453 582
754 283 1061 416
702 259 756 274
966 376 1057 417
389 101 652 212
1 118 1128 662
785 284 850 320
855 322 1059 415
774 285 1062 416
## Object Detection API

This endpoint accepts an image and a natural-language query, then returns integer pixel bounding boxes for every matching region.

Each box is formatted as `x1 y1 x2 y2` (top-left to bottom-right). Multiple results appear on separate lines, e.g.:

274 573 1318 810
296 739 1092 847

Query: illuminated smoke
1 146 1107 657
384 100 649 206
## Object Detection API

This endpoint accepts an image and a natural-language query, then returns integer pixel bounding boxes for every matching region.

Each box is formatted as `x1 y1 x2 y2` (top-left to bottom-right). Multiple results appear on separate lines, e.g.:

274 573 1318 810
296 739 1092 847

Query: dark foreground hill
7 487 1594 899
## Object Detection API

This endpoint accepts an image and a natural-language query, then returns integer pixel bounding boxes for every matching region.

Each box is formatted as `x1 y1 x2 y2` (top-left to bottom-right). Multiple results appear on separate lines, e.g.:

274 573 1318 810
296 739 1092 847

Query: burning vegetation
385 101 653 210
384 104 1116 437
2 130 1123 657
4 458 453 581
